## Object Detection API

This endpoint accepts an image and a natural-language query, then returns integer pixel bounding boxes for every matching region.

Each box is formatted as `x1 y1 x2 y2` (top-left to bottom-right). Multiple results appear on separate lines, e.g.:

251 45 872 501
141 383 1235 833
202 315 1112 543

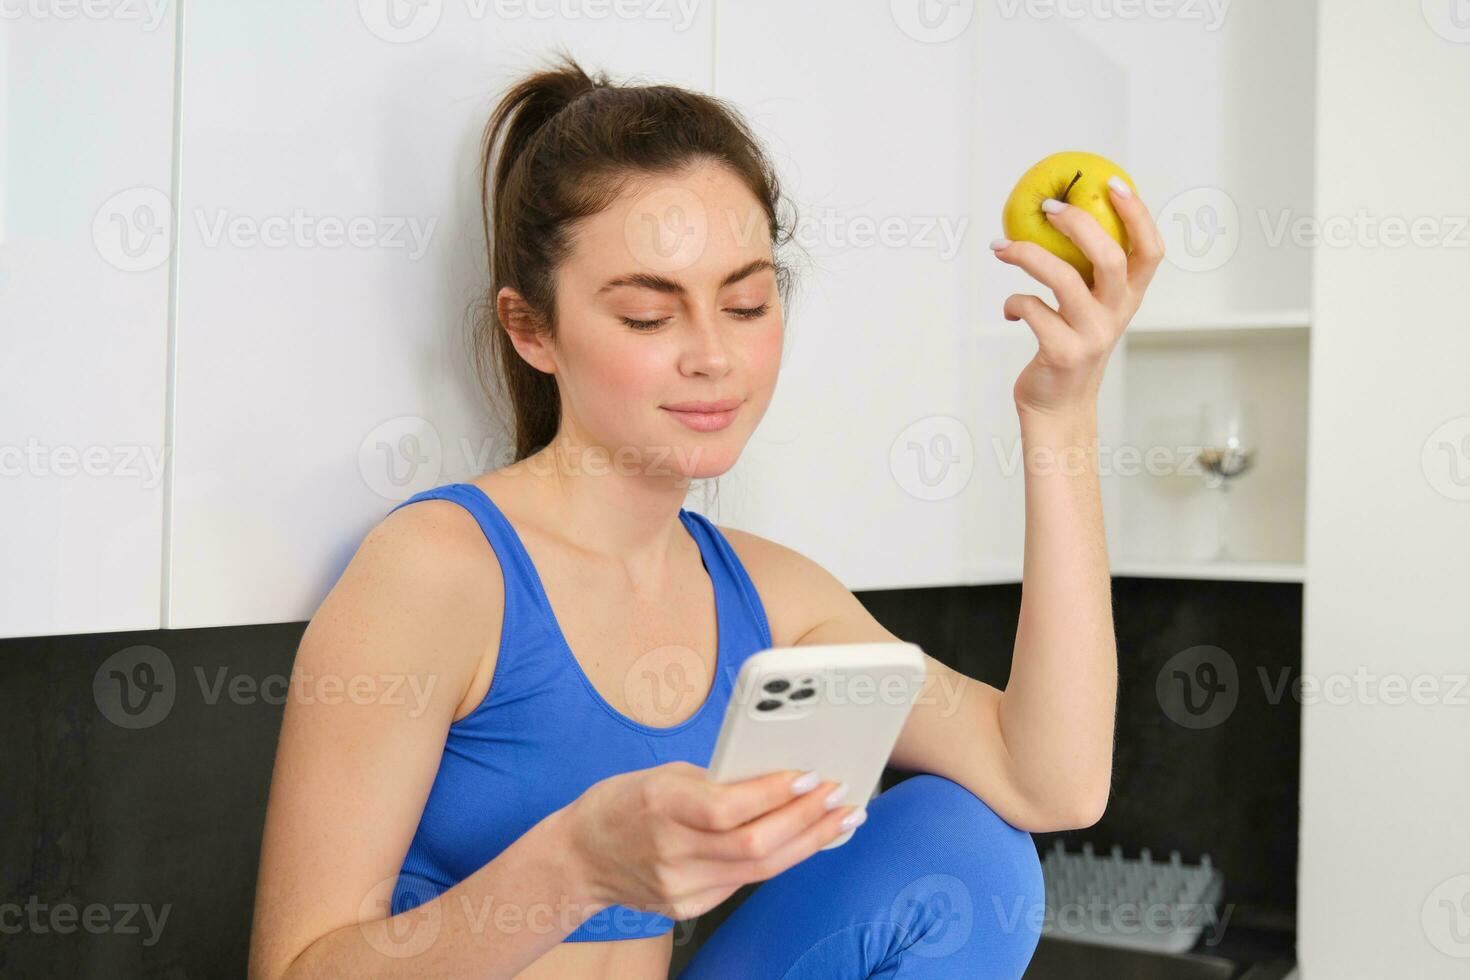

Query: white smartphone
705 641 927 849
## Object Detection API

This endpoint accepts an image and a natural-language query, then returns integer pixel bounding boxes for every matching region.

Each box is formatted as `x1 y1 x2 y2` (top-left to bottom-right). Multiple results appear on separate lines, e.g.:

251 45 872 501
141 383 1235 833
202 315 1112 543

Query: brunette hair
471 48 797 463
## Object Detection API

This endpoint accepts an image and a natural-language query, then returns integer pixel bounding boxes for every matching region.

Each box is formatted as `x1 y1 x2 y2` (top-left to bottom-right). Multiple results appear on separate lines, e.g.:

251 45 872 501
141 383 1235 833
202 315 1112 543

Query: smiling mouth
661 400 743 432
661 398 743 413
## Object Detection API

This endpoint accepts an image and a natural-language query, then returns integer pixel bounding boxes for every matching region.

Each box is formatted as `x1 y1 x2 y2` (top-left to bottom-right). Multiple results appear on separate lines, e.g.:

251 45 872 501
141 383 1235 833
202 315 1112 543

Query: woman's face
506 159 785 484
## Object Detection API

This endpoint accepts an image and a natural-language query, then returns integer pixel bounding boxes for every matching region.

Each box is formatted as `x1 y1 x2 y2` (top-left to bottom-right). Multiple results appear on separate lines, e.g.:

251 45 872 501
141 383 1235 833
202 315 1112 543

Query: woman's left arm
741 181 1164 835
987 178 1165 829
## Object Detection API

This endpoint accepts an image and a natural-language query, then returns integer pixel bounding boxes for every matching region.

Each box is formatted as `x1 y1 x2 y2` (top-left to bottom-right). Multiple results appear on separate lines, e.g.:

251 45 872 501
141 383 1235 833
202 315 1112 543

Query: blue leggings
677 774 1045 978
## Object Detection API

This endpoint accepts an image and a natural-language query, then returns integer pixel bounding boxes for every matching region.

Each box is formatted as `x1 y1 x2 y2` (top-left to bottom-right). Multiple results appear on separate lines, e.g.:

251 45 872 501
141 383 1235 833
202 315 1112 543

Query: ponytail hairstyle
471 47 798 464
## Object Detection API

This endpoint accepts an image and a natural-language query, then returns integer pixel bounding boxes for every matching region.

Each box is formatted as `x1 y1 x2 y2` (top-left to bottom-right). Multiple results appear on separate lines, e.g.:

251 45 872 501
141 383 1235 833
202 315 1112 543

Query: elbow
1018 789 1109 833
1050 767 1113 830
248 932 309 980
1061 791 1109 830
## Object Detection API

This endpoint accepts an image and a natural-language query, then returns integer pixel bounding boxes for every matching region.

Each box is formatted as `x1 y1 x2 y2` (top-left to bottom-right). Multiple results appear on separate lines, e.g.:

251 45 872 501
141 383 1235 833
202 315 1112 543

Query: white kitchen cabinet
713 3 1127 590
0 14 176 638
165 4 713 628
167 2 1125 622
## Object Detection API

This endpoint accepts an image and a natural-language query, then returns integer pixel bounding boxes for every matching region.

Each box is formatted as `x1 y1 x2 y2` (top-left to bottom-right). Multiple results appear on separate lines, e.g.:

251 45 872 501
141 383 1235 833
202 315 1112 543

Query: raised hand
990 178 1165 419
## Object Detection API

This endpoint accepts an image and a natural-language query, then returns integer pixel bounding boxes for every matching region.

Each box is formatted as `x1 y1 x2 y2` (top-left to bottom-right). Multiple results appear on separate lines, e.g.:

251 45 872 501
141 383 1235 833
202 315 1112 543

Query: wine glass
1195 400 1258 562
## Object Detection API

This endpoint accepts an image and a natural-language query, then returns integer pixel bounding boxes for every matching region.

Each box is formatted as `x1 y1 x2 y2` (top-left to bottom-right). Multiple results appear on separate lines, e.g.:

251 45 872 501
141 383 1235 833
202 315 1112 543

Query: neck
507 426 703 572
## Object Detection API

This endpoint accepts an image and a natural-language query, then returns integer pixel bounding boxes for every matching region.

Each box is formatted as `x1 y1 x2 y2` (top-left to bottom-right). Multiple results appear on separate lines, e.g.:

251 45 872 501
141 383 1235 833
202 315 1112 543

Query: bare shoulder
713 524 858 648
312 496 505 719
349 495 505 612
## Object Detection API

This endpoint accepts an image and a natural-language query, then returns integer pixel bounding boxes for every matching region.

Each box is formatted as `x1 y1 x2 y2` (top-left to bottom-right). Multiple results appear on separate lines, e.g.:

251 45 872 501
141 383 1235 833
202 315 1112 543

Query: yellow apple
1002 151 1137 286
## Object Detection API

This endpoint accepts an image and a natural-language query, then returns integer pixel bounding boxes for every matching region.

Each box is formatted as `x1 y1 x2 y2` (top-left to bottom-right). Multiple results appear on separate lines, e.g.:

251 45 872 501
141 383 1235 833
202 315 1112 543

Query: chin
644 431 737 483
651 405 761 482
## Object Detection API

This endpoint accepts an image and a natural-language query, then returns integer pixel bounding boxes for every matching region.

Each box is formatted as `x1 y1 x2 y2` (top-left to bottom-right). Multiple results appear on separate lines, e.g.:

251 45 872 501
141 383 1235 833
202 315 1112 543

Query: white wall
166 5 713 628
0 13 176 637
1300 2 1470 976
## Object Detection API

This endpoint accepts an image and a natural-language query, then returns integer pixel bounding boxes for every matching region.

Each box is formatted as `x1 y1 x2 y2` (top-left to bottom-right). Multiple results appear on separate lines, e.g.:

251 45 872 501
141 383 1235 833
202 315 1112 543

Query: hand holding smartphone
705 641 927 849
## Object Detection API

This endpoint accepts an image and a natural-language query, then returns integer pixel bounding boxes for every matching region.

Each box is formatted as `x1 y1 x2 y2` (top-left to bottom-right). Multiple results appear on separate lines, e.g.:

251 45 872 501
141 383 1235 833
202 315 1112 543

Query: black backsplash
1 624 304 978
0 578 1299 977
864 577 1302 927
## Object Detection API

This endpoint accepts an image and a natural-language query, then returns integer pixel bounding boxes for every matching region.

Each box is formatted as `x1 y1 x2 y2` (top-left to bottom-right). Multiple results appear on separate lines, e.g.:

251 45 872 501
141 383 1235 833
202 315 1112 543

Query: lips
661 398 743 413
661 398 743 433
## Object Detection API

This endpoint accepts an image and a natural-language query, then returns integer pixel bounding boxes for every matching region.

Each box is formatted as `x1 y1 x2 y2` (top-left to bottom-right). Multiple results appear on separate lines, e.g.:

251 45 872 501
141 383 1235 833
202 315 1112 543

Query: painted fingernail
792 770 820 794
1041 198 1066 214
989 238 1012 250
1107 175 1132 198
824 782 850 809
841 808 868 830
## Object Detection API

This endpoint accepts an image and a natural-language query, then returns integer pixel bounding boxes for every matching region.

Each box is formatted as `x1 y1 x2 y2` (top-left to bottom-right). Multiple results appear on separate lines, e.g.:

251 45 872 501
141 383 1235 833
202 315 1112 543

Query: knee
871 774 1045 969
877 773 1037 855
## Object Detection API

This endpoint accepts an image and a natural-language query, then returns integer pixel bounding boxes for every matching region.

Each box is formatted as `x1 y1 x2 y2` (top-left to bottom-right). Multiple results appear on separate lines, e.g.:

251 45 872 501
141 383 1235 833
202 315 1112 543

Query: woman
248 50 1163 979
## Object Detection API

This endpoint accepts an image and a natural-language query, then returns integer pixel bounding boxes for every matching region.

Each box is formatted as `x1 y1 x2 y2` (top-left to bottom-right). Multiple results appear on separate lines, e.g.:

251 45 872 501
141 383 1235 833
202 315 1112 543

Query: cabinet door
166 5 713 627
0 14 176 638
712 4 1126 589
970 10 1129 579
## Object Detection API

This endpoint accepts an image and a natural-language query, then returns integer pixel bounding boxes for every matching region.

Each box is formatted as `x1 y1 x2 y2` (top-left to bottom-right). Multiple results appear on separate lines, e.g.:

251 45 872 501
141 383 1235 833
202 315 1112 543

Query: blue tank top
384 482 772 942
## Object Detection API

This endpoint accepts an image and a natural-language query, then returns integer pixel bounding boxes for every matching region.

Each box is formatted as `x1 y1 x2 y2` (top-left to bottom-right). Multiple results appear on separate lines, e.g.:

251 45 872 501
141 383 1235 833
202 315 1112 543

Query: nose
677 306 733 379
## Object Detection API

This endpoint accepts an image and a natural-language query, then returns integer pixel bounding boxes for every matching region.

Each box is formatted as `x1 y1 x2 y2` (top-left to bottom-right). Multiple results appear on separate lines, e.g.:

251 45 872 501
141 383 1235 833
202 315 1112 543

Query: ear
496 286 556 374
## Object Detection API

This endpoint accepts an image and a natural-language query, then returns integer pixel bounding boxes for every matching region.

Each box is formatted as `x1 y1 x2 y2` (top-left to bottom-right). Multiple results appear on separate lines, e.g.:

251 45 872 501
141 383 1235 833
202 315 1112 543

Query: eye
621 315 671 331
728 303 770 320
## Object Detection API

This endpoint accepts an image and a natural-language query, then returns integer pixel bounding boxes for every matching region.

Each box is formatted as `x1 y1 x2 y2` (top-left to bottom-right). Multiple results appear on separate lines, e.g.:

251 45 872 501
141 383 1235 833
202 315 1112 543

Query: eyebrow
596 258 775 297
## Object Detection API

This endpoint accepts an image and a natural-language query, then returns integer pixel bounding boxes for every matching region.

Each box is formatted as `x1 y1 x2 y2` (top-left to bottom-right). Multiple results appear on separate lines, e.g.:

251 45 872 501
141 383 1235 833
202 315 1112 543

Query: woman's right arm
247 500 605 980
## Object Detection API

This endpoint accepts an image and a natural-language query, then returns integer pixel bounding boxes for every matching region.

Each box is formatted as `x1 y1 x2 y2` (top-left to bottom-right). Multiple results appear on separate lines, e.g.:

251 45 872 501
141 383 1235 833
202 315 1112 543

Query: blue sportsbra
385 482 772 942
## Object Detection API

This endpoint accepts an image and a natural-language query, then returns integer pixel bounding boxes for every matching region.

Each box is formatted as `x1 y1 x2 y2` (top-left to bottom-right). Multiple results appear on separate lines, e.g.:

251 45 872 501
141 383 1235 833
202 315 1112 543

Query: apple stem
1062 169 1083 202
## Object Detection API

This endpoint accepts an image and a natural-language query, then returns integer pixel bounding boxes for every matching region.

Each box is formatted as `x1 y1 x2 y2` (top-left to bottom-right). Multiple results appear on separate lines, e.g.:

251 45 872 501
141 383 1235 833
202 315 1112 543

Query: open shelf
1109 558 1306 583
1127 310 1310 346
1105 319 1310 578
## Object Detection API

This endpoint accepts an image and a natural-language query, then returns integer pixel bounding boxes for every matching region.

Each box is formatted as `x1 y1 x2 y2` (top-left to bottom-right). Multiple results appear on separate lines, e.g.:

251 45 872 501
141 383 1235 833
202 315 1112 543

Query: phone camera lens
789 688 816 701
756 699 783 712
762 679 790 693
